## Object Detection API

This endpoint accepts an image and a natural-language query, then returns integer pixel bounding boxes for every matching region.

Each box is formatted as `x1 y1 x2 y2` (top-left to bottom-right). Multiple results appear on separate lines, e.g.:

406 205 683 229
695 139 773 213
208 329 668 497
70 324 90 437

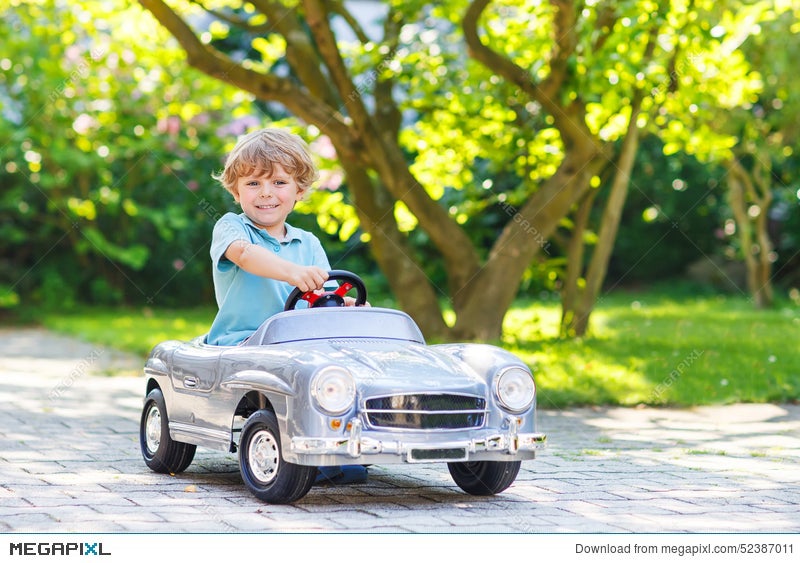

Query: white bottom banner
3 533 797 562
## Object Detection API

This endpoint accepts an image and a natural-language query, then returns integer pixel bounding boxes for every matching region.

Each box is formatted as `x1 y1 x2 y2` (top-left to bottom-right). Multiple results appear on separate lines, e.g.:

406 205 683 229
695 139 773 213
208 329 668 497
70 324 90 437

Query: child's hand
343 297 370 307
286 265 328 292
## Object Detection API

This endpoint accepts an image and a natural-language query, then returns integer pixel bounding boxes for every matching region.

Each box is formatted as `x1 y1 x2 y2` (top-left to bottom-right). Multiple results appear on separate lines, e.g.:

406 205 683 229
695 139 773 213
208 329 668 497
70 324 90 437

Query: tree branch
328 0 371 44
463 0 559 114
540 0 578 101
250 0 341 108
303 0 373 132
463 0 598 152
188 0 272 33
591 2 618 52
373 6 403 136
138 0 361 159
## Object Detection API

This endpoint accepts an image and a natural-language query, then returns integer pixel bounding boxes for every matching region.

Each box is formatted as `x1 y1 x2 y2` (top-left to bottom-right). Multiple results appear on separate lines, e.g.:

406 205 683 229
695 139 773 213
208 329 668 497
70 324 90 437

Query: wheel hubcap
144 404 162 453
248 429 279 484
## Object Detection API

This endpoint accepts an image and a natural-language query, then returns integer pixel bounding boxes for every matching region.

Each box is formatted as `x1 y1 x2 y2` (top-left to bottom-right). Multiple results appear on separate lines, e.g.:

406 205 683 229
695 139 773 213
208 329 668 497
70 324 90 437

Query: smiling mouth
256 204 279 210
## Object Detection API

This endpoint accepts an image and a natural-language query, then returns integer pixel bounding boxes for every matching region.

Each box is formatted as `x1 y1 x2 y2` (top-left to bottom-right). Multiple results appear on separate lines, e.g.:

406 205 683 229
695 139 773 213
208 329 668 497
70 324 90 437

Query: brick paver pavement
1 328 798 533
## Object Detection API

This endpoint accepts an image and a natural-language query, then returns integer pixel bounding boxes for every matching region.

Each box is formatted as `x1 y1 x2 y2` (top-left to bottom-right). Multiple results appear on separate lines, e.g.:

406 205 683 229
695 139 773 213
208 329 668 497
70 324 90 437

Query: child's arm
224 240 328 292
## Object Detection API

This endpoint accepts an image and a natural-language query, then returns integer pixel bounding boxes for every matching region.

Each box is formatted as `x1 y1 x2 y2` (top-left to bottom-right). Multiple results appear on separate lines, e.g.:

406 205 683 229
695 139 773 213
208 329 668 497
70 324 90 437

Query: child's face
233 163 306 237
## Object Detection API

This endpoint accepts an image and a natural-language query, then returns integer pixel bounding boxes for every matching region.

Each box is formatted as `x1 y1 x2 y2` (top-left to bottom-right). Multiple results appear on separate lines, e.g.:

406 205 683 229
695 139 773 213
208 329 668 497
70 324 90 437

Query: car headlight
494 366 535 413
311 366 356 415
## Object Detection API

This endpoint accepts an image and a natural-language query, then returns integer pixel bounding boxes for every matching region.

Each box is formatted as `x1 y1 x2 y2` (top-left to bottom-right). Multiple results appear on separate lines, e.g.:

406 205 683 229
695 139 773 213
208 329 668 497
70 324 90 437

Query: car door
169 343 222 428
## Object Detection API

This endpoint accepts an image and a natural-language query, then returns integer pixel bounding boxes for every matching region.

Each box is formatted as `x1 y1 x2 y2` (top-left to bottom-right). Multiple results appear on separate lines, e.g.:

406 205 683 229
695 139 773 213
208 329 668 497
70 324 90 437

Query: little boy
207 127 331 346
207 127 367 485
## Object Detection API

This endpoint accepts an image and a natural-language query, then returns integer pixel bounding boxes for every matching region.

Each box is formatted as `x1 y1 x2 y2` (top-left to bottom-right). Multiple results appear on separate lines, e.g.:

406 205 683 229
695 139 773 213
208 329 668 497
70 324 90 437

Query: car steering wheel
283 270 368 312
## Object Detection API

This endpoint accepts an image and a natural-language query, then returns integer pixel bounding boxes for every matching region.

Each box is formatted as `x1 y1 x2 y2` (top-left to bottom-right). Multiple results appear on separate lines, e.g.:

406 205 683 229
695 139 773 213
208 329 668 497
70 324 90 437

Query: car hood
310 339 487 397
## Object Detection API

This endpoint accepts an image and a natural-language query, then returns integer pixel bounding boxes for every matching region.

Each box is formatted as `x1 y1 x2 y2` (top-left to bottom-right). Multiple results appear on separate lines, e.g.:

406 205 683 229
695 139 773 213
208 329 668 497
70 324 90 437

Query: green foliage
390 0 788 299
604 136 726 283
655 1 798 164
654 3 800 290
396 2 560 206
0 285 19 309
0 0 251 308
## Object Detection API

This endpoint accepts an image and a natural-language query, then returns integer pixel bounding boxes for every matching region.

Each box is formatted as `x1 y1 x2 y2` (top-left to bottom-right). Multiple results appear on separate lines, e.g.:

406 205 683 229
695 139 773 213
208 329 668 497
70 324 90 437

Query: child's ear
295 186 307 201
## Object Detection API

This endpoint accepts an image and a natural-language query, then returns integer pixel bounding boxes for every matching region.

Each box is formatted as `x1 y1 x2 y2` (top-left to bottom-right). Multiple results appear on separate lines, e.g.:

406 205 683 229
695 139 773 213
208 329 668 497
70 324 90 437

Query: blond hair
213 128 319 196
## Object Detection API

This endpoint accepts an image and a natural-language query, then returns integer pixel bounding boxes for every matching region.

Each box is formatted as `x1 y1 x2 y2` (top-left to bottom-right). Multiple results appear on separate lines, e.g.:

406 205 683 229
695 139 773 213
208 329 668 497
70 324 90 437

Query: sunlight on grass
503 291 800 408
42 307 215 357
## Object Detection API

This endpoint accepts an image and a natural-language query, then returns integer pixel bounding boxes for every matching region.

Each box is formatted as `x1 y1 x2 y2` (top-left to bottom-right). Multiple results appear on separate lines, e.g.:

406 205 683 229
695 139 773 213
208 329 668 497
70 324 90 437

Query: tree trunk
559 189 597 338
751 158 775 308
451 145 604 340
364 145 482 302
557 15 660 337
563 100 644 337
726 158 774 308
340 163 449 338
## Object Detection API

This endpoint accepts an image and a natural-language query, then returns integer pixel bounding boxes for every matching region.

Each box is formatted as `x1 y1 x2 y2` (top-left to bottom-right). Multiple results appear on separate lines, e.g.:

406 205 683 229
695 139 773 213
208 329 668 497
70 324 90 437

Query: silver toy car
139 271 546 503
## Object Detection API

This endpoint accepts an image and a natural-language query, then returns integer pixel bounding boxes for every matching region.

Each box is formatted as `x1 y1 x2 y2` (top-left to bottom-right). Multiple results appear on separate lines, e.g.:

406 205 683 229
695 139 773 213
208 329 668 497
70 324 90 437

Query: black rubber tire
447 460 521 496
140 387 196 474
238 409 316 504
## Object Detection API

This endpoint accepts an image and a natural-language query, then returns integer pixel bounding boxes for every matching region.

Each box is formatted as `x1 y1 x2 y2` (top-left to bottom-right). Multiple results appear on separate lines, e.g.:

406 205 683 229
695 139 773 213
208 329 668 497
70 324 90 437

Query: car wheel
238 409 316 504
447 460 521 496
140 388 196 474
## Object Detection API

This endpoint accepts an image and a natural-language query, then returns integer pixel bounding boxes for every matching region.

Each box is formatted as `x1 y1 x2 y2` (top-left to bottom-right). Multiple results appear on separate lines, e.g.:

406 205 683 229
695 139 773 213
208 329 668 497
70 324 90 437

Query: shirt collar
240 213 302 243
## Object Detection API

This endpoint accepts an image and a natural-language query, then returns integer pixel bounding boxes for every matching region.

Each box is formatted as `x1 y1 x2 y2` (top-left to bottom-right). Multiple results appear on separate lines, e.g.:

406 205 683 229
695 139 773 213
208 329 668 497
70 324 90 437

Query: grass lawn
503 290 800 408
25 286 800 408
38 306 217 357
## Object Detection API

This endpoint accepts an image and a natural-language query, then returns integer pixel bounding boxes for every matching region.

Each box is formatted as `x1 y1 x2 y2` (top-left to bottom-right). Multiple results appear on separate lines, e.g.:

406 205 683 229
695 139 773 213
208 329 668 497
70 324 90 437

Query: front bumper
287 416 547 466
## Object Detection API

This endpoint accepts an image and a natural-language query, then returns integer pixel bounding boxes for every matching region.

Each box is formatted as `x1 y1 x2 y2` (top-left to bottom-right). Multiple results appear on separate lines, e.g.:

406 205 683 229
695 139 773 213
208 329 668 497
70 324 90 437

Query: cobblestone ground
1 328 799 533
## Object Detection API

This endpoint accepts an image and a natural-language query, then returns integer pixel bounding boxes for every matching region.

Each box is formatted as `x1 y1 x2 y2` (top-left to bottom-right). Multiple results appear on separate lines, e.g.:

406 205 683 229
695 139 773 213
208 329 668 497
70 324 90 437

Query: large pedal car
139 270 546 504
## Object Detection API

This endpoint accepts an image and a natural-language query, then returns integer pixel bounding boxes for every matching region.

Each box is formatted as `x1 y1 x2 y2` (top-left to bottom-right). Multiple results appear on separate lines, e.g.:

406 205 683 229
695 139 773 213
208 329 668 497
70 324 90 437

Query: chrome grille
363 394 486 430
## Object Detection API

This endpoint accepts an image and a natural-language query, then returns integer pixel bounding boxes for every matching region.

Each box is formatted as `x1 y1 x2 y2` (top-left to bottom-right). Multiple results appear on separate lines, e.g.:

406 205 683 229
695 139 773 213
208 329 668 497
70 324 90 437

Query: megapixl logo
9 541 111 556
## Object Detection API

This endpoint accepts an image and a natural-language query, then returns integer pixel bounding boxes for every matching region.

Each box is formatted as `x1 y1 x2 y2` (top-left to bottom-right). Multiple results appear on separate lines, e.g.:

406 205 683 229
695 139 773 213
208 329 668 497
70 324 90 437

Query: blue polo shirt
207 212 331 346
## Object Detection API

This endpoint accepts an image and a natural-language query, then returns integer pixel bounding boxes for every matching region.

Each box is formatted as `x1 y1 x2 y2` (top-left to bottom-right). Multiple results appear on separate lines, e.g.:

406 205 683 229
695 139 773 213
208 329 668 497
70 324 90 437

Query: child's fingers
294 267 328 292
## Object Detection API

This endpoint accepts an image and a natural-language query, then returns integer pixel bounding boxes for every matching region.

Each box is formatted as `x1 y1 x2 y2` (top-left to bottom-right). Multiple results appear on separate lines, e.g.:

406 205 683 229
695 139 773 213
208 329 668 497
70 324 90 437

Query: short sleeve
210 213 249 273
